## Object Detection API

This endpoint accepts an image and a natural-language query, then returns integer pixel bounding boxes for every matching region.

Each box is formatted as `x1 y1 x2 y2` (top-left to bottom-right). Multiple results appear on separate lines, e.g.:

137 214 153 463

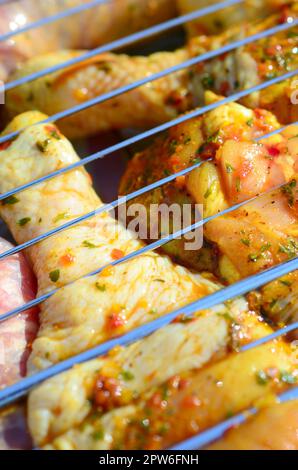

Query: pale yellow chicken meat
0 0 285 82
5 3 297 138
178 0 288 35
0 112 296 449
120 93 298 329
0 0 177 82
0 111 259 377
29 337 297 449
208 400 298 450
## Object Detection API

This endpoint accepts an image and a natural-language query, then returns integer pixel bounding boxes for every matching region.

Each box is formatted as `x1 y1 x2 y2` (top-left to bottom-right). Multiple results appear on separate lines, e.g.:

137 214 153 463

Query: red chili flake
59 253 75 266
169 155 181 166
254 109 265 120
267 145 280 157
44 125 61 139
168 375 190 391
279 7 292 25
182 395 201 408
178 378 190 390
45 125 58 133
219 52 228 62
197 142 218 160
93 375 123 411
147 392 165 409
166 90 186 109
219 81 230 95
111 249 124 260
106 312 126 331
0 140 13 151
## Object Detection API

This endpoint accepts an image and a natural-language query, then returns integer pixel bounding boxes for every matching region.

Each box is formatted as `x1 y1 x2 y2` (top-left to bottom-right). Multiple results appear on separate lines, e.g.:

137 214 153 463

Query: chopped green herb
201 74 215 89
17 217 31 227
278 238 298 259
204 181 217 199
184 136 191 145
49 269 60 283
248 253 259 262
207 131 220 144
235 177 241 192
241 238 250 247
225 163 235 174
288 30 298 38
269 298 277 310
92 430 104 440
154 279 165 283
280 371 297 385
279 279 292 287
256 370 269 385
246 118 254 127
281 179 297 207
49 129 61 140
120 370 135 381
260 243 272 253
169 139 178 154
36 139 50 153
159 423 170 435
149 308 157 315
53 212 69 223
2 195 19 205
97 62 112 73
95 283 106 292
82 240 99 248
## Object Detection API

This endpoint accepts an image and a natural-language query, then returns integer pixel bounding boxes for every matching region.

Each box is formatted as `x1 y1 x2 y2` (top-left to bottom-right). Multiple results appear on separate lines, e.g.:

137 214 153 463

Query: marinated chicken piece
0 0 176 82
30 337 297 449
188 3 298 124
28 300 275 447
2 113 294 449
178 0 287 35
0 237 38 388
120 94 298 327
0 111 255 375
6 3 297 137
5 48 191 139
120 93 294 272
208 400 298 450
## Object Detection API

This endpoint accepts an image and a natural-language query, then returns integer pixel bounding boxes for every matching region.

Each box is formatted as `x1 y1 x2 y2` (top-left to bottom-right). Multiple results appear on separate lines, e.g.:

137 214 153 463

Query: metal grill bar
0 119 295 265
0 255 297 408
0 69 296 201
1 19 296 145
4 0 244 92
0 0 109 43
0 174 292 323
170 386 298 450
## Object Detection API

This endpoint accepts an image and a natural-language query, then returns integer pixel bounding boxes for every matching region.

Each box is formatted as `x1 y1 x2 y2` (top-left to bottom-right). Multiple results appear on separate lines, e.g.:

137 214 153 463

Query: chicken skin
5 2 297 138
120 93 298 329
0 112 296 449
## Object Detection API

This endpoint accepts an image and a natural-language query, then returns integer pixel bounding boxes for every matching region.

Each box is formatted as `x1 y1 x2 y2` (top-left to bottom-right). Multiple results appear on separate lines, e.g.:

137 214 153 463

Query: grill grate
0 0 297 450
